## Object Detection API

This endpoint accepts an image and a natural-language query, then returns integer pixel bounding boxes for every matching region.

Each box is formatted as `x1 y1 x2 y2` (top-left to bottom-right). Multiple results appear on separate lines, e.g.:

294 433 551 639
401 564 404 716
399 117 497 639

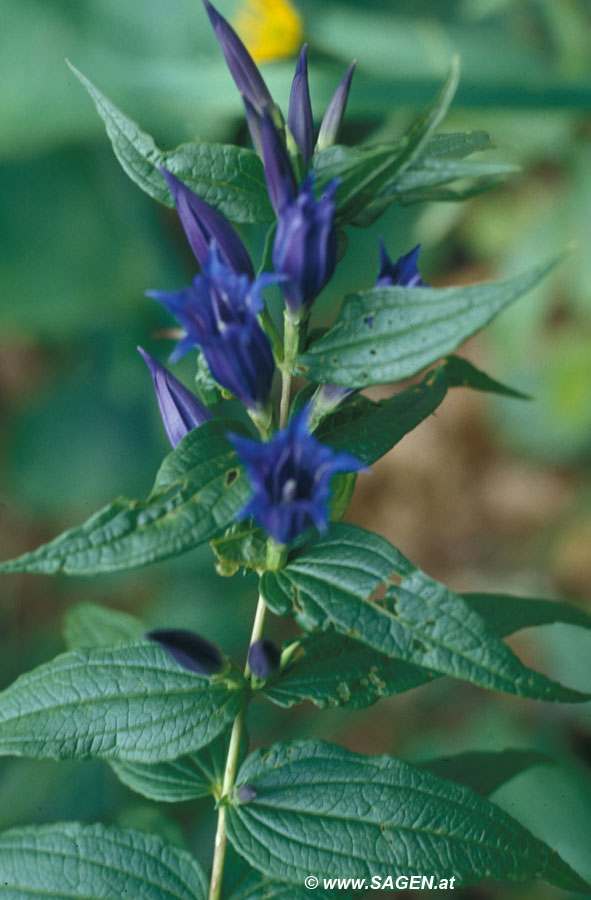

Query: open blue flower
229 408 364 545
148 245 275 410
138 347 212 448
272 174 339 314
376 240 427 287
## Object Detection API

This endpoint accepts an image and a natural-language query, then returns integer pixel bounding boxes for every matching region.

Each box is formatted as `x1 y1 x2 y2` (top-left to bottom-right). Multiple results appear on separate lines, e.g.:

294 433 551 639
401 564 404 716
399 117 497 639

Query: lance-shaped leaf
226 741 589 892
260 524 588 703
64 602 144 649
316 355 527 466
61 602 246 802
111 729 248 803
263 589 591 710
311 58 459 224
0 641 245 763
0 420 251 576
67 62 272 224
299 255 563 388
0 821 208 900
419 749 552 797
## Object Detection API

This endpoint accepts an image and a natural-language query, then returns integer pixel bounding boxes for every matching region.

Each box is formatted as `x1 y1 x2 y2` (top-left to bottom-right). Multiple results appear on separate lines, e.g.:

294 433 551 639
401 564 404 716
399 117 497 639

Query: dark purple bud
288 45 314 168
148 245 276 409
147 629 225 675
202 0 274 114
376 240 427 287
316 61 356 151
272 174 339 314
229 407 365 545
242 96 264 157
248 639 281 678
160 168 254 279
138 347 213 448
261 110 297 216
237 784 258 803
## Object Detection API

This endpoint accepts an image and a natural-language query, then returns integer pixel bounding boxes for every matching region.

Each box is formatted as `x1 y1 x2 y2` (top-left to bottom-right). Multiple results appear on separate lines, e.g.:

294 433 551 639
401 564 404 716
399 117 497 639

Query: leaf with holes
263 590 590 710
0 821 207 899
68 62 272 224
226 741 589 892
0 641 245 763
0 420 250 576
260 524 588 703
298 256 562 388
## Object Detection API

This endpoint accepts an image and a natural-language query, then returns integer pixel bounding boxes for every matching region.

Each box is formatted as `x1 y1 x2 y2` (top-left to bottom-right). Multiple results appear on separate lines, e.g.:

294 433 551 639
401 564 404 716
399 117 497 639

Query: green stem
208 593 267 900
279 310 301 429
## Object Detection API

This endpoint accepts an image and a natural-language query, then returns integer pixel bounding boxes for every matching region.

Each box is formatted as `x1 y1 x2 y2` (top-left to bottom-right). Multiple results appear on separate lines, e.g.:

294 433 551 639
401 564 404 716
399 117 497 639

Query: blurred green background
0 0 590 896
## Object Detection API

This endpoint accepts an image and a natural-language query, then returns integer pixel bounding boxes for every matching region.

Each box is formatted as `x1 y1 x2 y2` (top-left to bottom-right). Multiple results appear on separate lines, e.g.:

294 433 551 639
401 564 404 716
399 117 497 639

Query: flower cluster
140 0 426 546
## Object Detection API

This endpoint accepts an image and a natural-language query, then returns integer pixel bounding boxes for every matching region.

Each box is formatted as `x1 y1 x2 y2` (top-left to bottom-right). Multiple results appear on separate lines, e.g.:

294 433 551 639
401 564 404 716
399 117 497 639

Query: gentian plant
0 3 589 899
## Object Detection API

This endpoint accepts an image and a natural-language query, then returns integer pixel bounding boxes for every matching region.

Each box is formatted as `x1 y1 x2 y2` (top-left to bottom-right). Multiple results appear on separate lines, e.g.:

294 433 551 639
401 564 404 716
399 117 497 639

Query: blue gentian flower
202 2 355 165
148 245 275 410
260 109 297 216
272 174 339 314
316 61 356 152
160 168 254 278
376 240 427 287
248 639 281 678
138 346 213 448
147 629 225 675
288 45 314 167
202 0 275 116
229 408 364 545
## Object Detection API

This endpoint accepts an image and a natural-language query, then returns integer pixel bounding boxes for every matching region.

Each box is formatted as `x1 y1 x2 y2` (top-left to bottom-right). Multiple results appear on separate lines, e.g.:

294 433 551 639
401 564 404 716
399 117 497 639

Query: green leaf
264 590 591 710
0 641 244 763
64 602 144 649
211 521 268 576
467 592 591 635
312 58 460 224
67 62 272 225
260 524 588 703
0 420 251 576
61 603 245 801
263 629 437 709
111 730 246 803
298 256 563 388
226 740 589 892
316 356 526 467
226 870 335 900
419 749 552 797
0 821 207 900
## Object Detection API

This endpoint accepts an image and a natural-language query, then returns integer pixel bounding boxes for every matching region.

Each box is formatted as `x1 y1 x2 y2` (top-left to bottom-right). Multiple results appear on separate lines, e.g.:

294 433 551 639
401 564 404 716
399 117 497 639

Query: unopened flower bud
248 639 281 678
147 629 225 675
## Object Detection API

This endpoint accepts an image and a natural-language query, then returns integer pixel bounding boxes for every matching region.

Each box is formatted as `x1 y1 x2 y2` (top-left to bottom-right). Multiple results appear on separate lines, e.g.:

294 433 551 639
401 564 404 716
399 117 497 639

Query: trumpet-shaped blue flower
148 245 275 410
376 240 427 287
138 347 212 448
229 408 364 545
161 168 254 278
272 174 339 314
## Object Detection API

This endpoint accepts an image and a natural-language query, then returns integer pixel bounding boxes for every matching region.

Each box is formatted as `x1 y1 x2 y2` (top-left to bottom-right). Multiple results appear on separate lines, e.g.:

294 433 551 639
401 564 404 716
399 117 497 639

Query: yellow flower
233 0 303 63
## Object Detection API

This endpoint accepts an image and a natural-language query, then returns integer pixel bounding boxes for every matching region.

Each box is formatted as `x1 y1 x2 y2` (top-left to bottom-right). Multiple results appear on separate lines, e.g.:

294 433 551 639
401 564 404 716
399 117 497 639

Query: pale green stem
208 594 267 900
